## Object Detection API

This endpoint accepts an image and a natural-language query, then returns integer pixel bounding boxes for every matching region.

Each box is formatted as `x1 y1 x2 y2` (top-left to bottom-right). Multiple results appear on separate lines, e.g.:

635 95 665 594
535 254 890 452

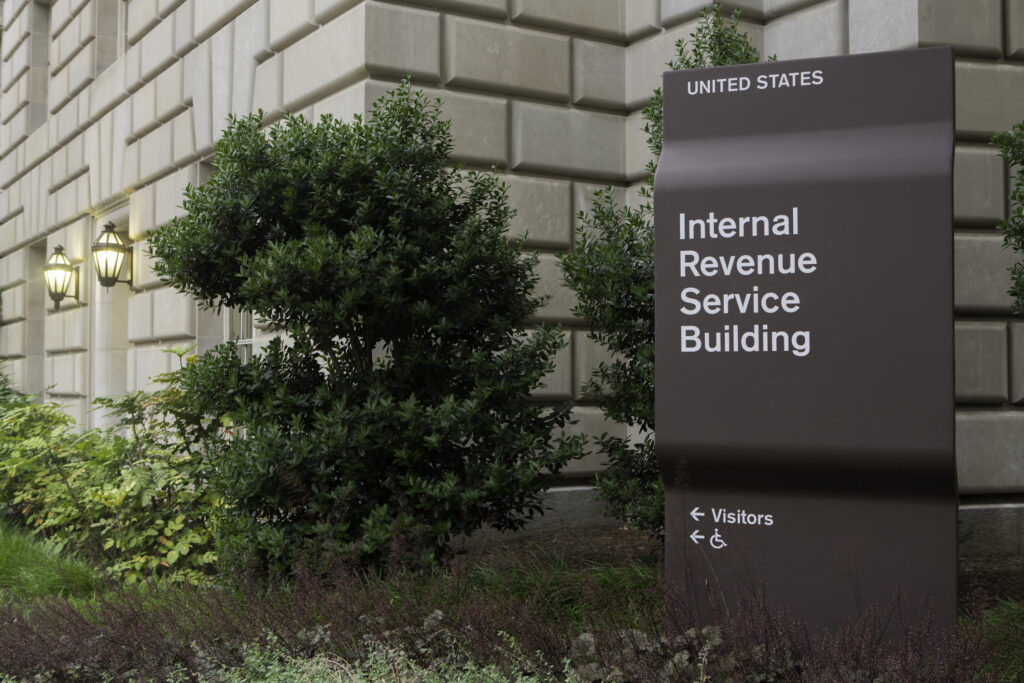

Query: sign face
654 48 956 631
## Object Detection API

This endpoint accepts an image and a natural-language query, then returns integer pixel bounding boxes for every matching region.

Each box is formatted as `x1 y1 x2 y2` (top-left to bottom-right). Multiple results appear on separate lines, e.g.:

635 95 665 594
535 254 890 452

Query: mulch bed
456 525 1024 606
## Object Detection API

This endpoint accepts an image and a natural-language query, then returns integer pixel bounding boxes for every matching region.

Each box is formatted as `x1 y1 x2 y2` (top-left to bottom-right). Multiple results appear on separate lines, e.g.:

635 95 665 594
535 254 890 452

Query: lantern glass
43 246 75 309
92 222 128 287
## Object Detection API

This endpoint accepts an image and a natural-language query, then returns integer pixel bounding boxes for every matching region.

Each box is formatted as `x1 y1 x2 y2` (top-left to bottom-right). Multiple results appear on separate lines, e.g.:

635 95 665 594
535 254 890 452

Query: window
227 308 253 364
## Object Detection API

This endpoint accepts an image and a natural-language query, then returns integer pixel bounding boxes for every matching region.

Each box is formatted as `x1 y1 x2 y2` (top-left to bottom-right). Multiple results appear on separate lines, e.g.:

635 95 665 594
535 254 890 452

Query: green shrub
0 361 218 584
559 3 769 536
994 121 1024 313
148 80 583 572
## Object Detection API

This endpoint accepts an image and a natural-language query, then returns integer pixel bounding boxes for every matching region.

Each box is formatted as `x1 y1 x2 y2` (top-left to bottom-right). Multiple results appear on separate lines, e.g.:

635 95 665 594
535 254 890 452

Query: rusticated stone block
62 305 87 351
849 0 917 54
139 14 177 82
953 232 1017 313
281 5 367 111
763 0 846 60
128 290 154 343
269 0 317 52
231 0 271 115
1009 0 1024 59
132 79 158 138
172 108 197 165
45 311 65 352
364 2 440 81
918 0 1002 57
137 122 175 186
127 343 163 391
954 321 1008 404
511 0 623 40
956 60 1024 139
128 0 161 45
1008 322 1024 404
48 351 88 396
314 0 362 23
89 56 127 121
152 287 196 340
956 410 1024 493
129 181 156 240
0 321 26 357
155 59 186 122
572 39 626 110
505 174 572 249
193 0 258 43
132 239 165 290
954 144 1005 226
0 284 26 322
153 164 198 229
403 0 506 19
444 16 570 102
511 102 622 181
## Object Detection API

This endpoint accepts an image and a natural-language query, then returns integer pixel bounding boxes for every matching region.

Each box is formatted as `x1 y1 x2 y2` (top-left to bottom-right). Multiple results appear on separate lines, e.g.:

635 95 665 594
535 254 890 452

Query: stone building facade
0 0 1022 553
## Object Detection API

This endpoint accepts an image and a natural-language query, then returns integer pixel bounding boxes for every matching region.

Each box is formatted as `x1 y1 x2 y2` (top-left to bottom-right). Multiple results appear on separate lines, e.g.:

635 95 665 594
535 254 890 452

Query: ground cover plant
559 2 771 538
148 79 583 573
0 533 1018 681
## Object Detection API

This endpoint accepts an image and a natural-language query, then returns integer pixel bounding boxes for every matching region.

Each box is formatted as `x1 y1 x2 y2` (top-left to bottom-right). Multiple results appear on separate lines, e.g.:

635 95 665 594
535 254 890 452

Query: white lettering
679 251 818 278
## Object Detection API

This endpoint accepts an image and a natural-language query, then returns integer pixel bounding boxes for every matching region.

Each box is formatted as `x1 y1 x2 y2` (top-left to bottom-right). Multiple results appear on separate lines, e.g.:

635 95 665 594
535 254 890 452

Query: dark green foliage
149 81 582 571
560 3 767 537
994 121 1024 314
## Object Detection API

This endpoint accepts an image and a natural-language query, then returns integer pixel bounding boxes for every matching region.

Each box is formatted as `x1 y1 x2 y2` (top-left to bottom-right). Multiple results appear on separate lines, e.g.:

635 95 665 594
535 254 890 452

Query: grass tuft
0 520 98 603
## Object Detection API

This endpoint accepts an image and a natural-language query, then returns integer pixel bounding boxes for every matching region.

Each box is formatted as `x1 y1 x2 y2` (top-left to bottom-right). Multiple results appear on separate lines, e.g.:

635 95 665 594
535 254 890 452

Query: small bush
560 2 770 537
994 120 1024 313
0 360 219 585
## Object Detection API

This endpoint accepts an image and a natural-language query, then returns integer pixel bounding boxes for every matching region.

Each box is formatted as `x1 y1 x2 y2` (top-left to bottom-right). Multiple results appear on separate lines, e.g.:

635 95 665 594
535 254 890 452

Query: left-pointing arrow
690 507 705 521
690 530 705 544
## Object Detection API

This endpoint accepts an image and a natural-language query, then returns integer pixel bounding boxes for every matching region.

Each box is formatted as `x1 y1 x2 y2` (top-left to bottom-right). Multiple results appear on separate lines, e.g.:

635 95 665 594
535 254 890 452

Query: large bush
560 3 768 536
148 81 582 571
995 120 1024 313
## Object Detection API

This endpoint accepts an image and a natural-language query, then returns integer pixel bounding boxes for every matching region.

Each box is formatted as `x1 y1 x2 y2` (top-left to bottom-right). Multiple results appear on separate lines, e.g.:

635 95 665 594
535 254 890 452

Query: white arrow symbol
690 507 705 522
690 530 705 544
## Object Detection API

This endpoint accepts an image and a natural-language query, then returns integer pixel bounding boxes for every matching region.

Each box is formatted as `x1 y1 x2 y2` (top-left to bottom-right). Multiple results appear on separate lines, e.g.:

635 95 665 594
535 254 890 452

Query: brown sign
654 48 956 631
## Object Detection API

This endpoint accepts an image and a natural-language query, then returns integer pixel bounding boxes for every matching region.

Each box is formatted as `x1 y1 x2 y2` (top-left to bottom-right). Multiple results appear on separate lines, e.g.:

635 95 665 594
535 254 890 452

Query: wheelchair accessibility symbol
710 528 727 550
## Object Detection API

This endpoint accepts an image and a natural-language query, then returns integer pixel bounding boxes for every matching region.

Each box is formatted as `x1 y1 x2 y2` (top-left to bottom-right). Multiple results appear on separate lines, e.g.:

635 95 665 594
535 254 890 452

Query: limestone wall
0 0 1022 549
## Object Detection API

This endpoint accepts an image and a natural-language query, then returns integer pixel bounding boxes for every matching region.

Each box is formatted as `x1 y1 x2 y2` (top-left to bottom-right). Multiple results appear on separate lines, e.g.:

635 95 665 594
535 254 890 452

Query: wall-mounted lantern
91 221 132 288
43 245 78 311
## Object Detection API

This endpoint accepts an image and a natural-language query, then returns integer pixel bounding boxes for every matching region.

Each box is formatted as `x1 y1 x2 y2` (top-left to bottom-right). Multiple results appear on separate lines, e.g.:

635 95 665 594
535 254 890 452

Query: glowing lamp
91 221 131 288
44 245 78 310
